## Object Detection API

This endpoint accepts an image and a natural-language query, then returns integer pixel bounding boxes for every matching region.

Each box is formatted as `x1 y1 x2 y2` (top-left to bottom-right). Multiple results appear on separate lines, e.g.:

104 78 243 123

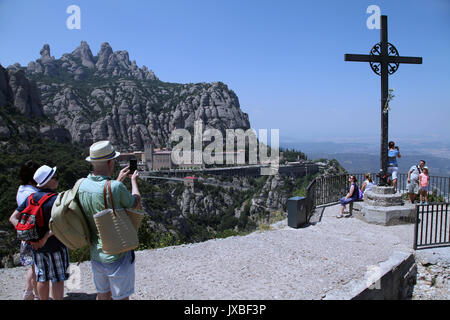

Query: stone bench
349 199 364 215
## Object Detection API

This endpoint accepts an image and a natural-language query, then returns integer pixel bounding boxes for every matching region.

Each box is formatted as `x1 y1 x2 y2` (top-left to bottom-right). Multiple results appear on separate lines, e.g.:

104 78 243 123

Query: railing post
413 205 419 250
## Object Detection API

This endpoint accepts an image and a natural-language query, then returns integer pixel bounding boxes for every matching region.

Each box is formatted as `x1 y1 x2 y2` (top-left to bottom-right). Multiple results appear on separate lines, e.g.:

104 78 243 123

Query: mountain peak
71 41 95 69
25 41 159 81
39 44 53 63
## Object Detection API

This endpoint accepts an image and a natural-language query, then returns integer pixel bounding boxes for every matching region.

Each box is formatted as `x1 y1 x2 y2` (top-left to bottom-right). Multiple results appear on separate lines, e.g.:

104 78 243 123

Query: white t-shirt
16 184 38 207
363 180 375 193
409 165 422 181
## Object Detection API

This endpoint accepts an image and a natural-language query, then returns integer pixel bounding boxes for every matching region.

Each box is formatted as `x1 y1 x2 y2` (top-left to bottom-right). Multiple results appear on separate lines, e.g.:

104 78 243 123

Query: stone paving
0 204 448 300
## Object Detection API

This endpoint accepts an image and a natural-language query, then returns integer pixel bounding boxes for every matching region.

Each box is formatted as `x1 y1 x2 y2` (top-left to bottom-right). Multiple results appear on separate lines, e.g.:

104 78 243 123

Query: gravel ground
0 205 446 300
412 247 450 300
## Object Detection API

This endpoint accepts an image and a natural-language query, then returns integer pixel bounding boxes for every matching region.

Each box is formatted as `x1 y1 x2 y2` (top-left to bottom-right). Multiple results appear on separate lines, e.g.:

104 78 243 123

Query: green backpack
50 178 91 250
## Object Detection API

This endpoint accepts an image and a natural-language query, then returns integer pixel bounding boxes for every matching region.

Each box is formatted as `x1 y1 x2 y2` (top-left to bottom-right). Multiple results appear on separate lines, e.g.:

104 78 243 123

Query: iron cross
345 15 422 177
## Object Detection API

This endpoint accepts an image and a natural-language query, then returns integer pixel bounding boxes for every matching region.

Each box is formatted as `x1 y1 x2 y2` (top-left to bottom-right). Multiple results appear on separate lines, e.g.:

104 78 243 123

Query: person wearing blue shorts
387 141 401 192
337 175 360 218
10 165 70 300
79 141 141 300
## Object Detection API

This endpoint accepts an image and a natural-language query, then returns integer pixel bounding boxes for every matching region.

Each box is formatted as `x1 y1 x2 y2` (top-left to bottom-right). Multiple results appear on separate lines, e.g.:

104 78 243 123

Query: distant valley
283 141 450 177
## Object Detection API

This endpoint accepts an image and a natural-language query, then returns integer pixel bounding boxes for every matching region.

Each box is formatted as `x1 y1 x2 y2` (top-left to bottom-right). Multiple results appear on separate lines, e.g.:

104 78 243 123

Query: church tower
144 141 153 171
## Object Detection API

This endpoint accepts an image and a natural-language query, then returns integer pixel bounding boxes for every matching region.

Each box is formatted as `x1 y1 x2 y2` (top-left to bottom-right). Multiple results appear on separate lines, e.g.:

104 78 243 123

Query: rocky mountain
4 41 250 151
138 173 310 243
247 175 290 218
17 41 159 82
0 65 72 146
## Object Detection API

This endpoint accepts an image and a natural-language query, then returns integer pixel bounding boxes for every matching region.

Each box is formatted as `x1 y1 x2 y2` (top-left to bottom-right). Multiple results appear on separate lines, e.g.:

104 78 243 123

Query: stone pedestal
353 186 416 225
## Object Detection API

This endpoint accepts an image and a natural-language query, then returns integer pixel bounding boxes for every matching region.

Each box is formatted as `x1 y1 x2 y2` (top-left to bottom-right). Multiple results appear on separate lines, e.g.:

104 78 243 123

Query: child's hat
34 165 57 187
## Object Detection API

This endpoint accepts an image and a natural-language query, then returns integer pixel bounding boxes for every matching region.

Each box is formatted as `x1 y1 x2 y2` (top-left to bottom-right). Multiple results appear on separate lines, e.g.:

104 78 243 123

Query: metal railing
305 174 348 223
303 173 450 249
304 172 450 221
414 203 450 250
352 173 450 202
307 174 348 208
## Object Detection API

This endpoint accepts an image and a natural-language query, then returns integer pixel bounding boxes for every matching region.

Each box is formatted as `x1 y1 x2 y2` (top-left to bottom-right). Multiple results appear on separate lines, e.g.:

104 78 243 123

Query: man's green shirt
79 174 135 263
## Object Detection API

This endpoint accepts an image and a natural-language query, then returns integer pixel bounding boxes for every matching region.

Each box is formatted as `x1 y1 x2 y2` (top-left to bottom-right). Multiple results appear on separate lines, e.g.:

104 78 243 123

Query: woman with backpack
337 175 360 218
12 160 40 300
10 164 70 300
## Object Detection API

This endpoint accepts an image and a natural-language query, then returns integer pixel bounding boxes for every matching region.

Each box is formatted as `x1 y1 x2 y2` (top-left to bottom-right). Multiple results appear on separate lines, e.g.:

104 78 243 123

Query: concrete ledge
324 251 417 300
371 186 396 195
353 201 364 211
363 197 404 207
355 203 416 225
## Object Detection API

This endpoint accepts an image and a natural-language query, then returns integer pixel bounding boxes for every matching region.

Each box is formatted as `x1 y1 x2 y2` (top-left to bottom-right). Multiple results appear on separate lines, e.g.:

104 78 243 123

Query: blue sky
1 0 449 145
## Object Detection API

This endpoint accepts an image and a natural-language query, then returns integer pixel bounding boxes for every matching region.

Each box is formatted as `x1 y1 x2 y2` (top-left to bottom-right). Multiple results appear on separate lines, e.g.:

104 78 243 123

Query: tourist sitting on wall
337 175 360 218
360 173 375 197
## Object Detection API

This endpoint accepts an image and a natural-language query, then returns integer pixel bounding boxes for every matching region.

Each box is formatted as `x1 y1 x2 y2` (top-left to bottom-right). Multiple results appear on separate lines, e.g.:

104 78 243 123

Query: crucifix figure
345 15 422 183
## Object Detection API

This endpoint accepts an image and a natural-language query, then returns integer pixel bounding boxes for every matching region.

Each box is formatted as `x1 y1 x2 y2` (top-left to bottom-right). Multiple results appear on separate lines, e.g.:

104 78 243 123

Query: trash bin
287 196 308 228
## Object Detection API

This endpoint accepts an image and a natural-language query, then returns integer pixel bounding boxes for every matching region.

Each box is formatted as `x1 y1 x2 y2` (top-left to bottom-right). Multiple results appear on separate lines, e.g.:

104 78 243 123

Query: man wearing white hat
10 164 69 300
78 140 141 300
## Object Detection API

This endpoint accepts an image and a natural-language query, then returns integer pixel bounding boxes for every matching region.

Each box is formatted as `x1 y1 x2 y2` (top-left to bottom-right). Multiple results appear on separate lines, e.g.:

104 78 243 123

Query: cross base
352 186 416 225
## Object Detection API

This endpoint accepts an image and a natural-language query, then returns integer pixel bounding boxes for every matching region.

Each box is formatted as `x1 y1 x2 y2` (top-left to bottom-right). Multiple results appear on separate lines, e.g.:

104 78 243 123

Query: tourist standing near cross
387 141 401 192
345 15 422 184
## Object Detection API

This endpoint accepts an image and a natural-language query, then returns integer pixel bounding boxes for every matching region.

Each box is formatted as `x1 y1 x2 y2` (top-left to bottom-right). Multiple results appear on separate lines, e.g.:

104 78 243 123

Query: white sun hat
86 140 121 162
34 165 57 188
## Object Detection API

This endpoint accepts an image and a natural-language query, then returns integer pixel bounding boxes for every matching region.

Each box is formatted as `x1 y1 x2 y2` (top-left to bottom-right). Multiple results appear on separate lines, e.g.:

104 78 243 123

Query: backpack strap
27 193 36 206
72 178 85 194
35 193 57 227
37 193 57 206
73 178 87 215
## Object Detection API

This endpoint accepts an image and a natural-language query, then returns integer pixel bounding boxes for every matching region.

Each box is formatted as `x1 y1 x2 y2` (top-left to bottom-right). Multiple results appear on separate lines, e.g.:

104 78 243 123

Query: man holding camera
387 141 401 192
79 140 141 300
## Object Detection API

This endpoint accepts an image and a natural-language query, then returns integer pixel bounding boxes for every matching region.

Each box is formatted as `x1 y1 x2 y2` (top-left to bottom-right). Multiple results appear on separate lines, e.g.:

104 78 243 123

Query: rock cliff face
7 42 250 151
152 175 296 238
248 175 290 218
0 65 71 143
0 65 43 119
24 41 158 81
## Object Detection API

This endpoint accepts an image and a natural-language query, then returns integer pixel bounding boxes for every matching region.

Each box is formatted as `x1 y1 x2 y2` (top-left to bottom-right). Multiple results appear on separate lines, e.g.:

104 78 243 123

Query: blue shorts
420 186 429 192
91 250 135 300
33 246 70 283
340 197 355 206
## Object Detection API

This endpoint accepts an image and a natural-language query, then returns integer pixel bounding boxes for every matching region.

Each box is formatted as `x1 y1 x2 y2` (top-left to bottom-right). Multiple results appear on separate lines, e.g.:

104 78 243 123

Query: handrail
352 173 450 202
304 172 450 219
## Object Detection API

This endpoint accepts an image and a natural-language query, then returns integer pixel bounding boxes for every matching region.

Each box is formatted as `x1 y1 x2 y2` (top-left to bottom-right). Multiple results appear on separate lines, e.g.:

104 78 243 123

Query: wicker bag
93 181 144 255
125 207 145 231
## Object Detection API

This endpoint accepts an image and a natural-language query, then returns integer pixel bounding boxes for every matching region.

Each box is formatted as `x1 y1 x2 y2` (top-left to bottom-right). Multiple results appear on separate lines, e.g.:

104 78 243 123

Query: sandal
23 290 34 300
